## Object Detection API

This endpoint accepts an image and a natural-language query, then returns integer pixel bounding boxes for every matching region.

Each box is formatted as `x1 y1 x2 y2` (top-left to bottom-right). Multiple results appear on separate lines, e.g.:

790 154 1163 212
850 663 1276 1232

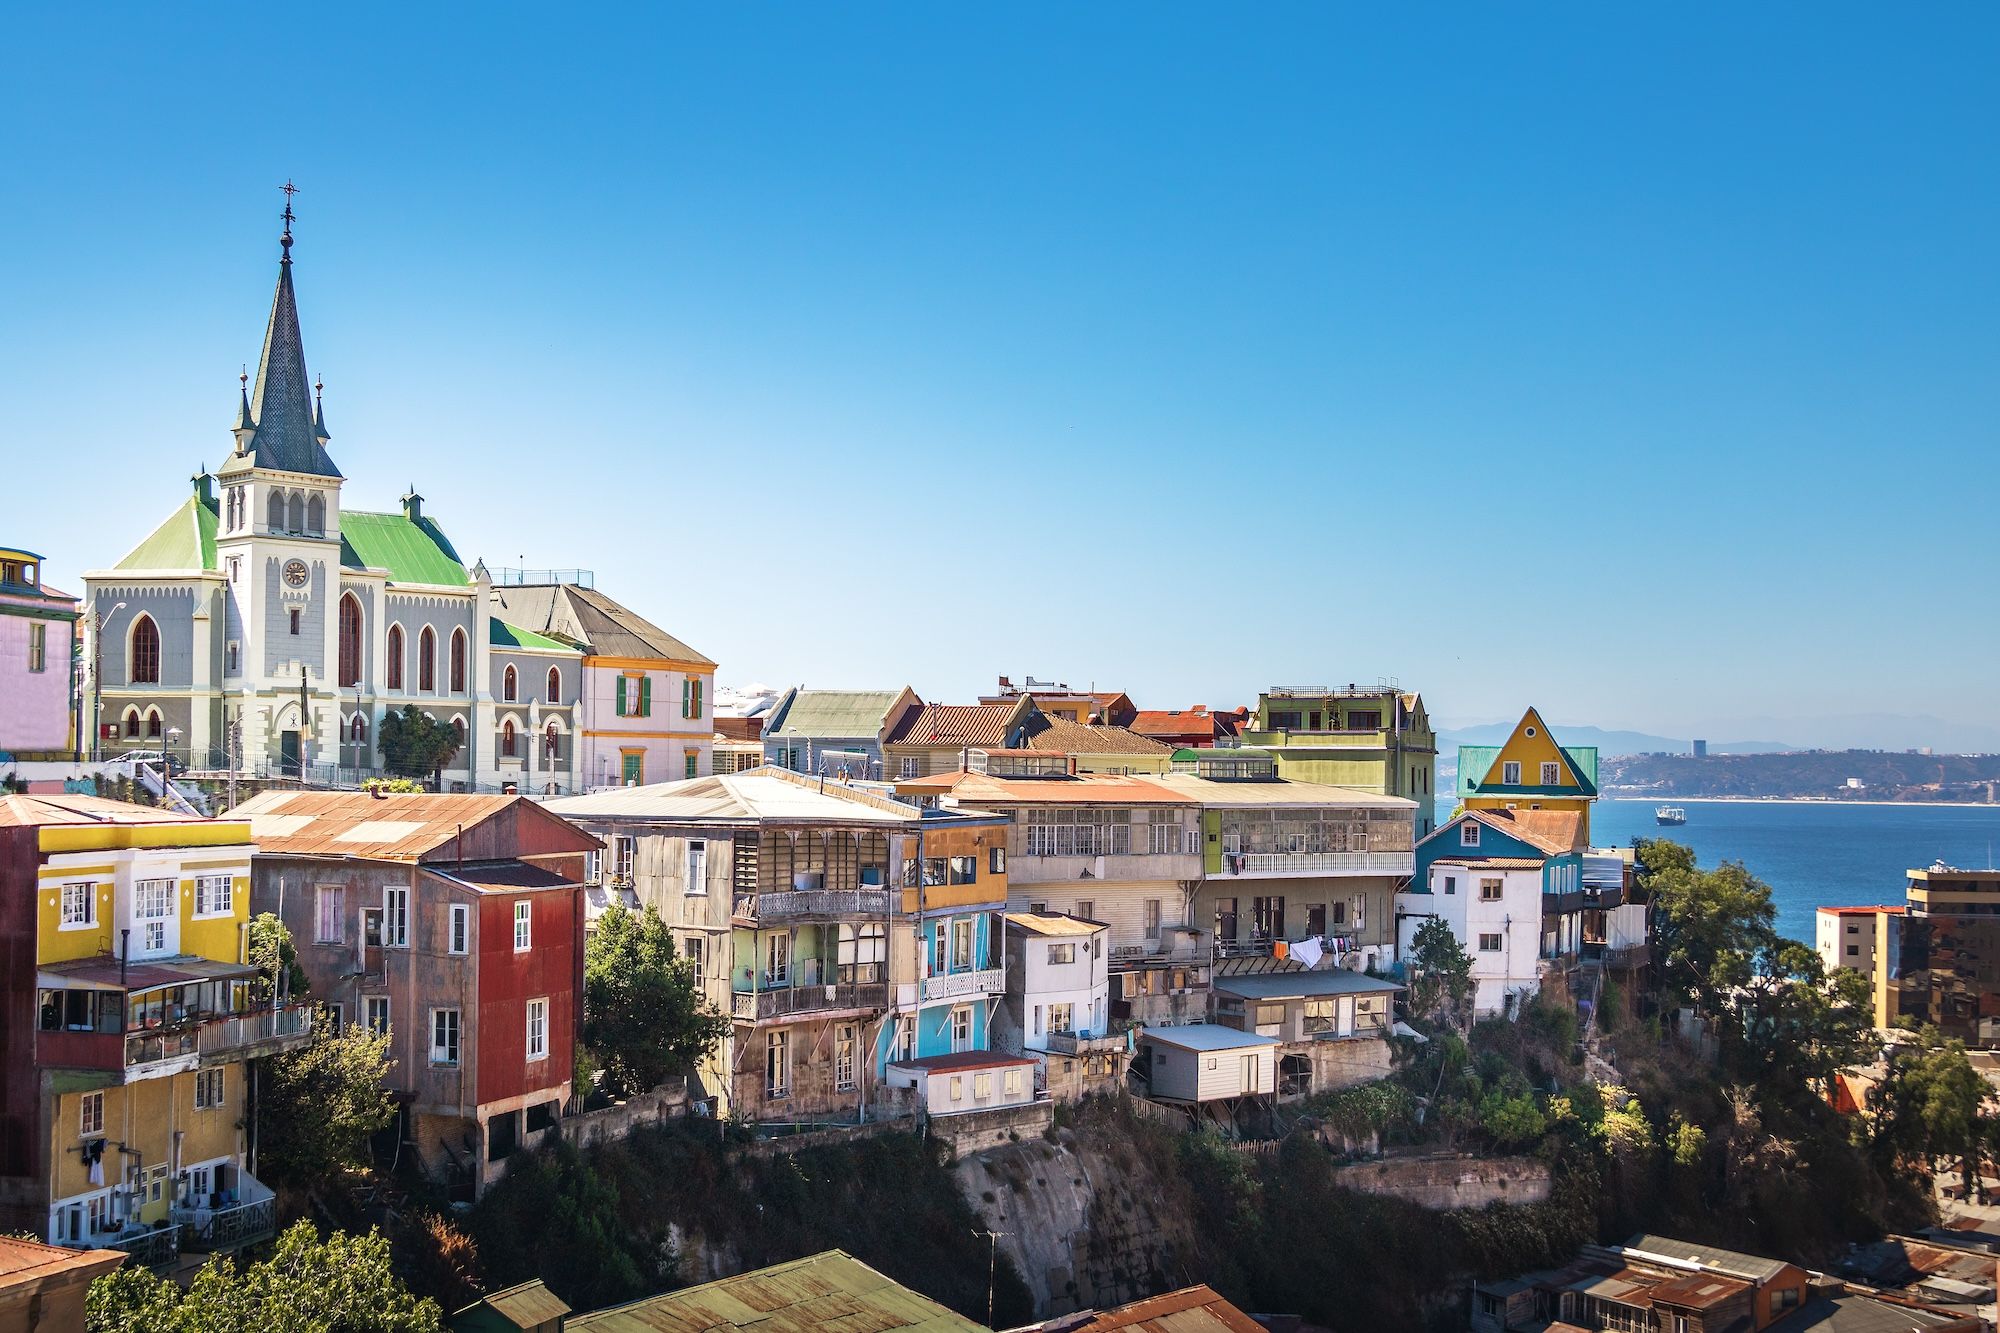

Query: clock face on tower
282 559 310 588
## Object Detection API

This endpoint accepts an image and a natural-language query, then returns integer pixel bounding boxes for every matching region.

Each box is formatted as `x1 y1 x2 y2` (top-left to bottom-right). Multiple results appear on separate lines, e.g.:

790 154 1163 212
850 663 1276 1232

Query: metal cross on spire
280 179 299 257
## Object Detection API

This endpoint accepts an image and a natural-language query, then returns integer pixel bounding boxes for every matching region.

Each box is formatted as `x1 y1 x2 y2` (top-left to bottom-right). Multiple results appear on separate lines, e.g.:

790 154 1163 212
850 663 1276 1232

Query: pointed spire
231 365 256 446
244 183 341 478
313 375 330 442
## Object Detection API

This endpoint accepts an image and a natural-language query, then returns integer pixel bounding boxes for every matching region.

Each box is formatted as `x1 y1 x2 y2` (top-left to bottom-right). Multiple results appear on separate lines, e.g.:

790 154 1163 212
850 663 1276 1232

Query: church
83 202 716 793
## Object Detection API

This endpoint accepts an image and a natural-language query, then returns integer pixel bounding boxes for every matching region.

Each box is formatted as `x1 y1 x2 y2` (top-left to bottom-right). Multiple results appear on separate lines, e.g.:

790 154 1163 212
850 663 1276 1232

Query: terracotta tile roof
1022 716 1173 756
229 791 598 862
888 703 1018 749
1431 857 1548 870
1456 808 1585 856
1129 708 1246 742
896 771 1192 806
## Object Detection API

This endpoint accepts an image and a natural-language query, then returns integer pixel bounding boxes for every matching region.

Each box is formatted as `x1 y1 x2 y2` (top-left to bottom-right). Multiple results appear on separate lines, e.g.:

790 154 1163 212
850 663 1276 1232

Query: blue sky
3 7 1995 744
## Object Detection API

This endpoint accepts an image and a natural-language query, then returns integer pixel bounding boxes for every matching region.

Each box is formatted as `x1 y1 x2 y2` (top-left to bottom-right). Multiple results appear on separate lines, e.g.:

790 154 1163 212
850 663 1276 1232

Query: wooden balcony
731 981 890 1022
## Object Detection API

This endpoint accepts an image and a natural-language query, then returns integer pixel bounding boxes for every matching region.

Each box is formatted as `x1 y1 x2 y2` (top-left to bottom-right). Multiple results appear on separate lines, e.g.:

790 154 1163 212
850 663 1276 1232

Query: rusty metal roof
229 791 598 863
0 1234 127 1284
895 771 1193 807
1046 1286 1264 1333
0 793 211 829
888 704 1018 749
566 1250 984 1333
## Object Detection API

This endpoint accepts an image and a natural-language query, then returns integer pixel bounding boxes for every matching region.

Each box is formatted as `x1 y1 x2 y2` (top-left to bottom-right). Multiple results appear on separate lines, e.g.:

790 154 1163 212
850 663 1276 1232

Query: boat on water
1655 805 1688 826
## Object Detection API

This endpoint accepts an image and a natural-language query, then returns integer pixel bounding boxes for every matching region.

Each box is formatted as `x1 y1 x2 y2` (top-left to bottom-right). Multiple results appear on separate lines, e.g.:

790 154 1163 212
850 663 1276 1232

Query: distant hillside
1434 723 1791 759
1601 750 2000 802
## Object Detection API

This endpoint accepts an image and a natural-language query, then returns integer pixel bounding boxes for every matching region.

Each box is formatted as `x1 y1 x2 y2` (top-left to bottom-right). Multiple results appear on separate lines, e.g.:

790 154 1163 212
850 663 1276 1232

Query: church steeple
231 367 256 453
238 183 341 479
313 375 330 443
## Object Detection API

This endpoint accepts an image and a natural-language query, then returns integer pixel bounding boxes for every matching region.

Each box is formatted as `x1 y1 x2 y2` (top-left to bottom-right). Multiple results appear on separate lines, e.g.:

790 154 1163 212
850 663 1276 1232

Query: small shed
1138 1024 1279 1103
451 1279 571 1333
886 1052 1039 1115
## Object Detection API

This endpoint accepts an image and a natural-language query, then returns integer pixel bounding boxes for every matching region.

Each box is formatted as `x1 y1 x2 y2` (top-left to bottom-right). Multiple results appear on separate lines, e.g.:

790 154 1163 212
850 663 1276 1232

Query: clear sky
3 6 1995 744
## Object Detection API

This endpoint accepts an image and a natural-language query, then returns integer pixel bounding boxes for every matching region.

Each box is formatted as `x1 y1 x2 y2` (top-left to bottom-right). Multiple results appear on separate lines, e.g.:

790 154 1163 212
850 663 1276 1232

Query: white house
1815 904 1902 978
1137 1024 1278 1104
997 911 1125 1101
884 1051 1039 1116
1398 857 1547 1019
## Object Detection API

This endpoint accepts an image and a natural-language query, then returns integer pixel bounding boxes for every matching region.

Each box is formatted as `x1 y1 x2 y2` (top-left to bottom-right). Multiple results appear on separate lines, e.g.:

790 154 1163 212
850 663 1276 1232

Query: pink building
0 547 78 758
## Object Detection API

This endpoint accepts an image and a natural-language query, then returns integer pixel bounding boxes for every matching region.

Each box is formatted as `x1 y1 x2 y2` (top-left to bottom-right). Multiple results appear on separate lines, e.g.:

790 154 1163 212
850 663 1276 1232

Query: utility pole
88 600 126 762
972 1229 1006 1328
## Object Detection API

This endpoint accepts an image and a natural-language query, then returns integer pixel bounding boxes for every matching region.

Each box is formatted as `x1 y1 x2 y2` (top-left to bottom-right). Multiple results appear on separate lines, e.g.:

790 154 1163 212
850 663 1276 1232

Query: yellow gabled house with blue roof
1453 706 1598 843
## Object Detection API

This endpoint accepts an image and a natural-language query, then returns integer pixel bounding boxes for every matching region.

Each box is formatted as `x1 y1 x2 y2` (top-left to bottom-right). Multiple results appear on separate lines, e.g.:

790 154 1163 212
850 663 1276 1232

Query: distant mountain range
1433 723 1792 760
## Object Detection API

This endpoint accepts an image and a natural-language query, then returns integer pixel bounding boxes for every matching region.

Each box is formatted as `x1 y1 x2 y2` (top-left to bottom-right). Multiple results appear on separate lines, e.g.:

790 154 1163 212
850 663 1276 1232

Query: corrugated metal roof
1145 774 1416 810
1005 912 1104 937
0 1234 127 1284
0 793 219 829
1052 1286 1264 1333
566 1250 985 1333
230 791 597 862
548 768 926 826
1620 1235 1793 1284
490 618 581 653
766 690 914 741
1212 970 1402 1001
489 584 715 665
455 1279 572 1329
896 772 1193 807
339 510 469 586
113 494 219 572
890 1052 1037 1073
1137 1023 1280 1053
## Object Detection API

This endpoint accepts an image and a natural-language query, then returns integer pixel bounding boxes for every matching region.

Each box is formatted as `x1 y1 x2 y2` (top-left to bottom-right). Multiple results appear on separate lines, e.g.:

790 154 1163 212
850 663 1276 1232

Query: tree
247 912 310 1006
1873 1027 1989 1198
86 1220 441 1332
1406 916 1474 1032
582 903 729 1097
376 705 462 785
257 1021 398 1190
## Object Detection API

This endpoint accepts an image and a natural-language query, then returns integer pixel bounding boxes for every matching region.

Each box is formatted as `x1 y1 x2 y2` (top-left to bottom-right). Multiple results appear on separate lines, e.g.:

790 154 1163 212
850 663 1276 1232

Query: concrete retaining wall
1332 1152 1549 1210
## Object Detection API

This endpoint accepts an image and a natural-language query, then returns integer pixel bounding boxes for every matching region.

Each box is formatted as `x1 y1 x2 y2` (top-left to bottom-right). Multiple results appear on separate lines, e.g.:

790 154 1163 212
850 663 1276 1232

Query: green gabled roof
115 496 219 572
1458 743 1599 797
340 510 467 586
490 618 581 653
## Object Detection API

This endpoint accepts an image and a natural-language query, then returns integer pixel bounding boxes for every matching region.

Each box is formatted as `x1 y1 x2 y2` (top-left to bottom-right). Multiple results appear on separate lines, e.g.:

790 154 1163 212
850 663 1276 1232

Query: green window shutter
694 679 703 718
615 676 627 717
639 676 652 717
682 678 691 719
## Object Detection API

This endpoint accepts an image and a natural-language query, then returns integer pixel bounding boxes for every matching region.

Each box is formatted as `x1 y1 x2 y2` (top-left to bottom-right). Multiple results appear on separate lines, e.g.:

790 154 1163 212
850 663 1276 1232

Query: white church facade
82 206 714 793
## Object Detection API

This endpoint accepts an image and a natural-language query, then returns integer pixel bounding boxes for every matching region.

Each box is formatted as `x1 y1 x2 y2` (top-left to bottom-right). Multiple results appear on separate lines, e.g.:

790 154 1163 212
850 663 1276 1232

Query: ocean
1434 797 2000 943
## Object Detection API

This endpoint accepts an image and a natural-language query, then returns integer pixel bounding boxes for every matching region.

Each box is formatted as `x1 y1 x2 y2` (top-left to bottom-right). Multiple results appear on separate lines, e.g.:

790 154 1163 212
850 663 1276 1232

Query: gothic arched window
503 665 517 701
338 594 363 687
286 492 305 533
418 627 437 692
386 624 405 690
267 490 285 532
501 719 517 758
130 615 160 684
306 493 325 536
546 666 561 703
449 628 467 694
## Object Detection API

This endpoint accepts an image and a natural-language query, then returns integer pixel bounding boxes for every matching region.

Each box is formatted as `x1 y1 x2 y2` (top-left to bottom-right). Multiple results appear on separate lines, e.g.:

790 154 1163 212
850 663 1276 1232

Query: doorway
279 730 301 777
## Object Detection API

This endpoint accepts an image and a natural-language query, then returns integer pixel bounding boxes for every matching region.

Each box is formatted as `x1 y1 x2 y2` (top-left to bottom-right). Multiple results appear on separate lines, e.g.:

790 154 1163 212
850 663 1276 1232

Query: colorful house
1236 686 1437 837
0 548 80 760
0 795 310 1264
238 791 597 1198
761 688 923 781
1453 706 1598 843
1399 808 1591 1017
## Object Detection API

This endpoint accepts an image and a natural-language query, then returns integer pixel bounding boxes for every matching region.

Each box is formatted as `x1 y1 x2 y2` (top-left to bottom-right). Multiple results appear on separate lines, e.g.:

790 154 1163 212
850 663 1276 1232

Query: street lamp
89 601 126 762
165 726 183 778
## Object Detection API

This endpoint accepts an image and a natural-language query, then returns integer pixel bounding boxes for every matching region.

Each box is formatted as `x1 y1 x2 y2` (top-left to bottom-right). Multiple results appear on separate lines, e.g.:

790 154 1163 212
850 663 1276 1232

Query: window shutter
693 679 703 717
639 676 652 717
615 676 627 717
682 678 692 718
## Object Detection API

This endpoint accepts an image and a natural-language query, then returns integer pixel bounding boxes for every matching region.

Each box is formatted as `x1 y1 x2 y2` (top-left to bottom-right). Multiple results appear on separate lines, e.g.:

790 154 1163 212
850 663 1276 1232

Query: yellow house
1454 707 1599 843
1 794 310 1266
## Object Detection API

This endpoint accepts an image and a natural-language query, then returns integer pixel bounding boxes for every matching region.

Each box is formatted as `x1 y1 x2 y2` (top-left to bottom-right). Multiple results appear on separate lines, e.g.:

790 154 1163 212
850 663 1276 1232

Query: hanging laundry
1291 937 1325 969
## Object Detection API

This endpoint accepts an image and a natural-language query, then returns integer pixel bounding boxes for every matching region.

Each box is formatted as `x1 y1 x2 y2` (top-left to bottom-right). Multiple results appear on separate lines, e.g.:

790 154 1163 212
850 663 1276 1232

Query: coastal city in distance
4 10 1999 1333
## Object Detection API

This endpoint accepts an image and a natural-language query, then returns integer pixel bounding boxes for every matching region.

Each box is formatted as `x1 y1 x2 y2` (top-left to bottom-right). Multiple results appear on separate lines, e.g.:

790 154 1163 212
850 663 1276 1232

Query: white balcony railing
922 967 1006 1002
1215 851 1414 877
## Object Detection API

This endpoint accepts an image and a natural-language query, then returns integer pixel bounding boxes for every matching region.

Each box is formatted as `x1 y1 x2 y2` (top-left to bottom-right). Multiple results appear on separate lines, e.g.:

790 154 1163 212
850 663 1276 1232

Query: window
383 886 409 948
1540 761 1561 785
1048 942 1075 966
766 1029 789 1097
949 856 977 885
584 849 602 885
338 594 363 686
28 621 46 672
949 1076 965 1101
364 996 390 1035
1075 899 1094 921
288 607 301 636
350 713 368 743
765 932 790 985
194 874 234 918
1478 933 1503 952
1501 761 1521 785
685 841 707 894
951 918 974 970
1048 1002 1074 1034
430 1008 461 1065
129 614 160 683
1305 904 1326 937
501 719 517 757
835 1023 857 1090
287 492 305 532
989 846 1006 875
681 676 704 719
616 674 652 718
1460 822 1481 848
891 1015 915 1062
1480 878 1503 902
950 1005 973 1051
526 998 548 1060
80 1091 104 1137
449 628 467 693
1252 895 1285 940
122 708 140 737
680 933 707 979
1144 898 1163 940
1004 1068 1024 1096
514 900 532 952
145 708 162 739
613 836 635 881
386 625 404 690
621 752 643 786
418 627 436 692
135 878 172 952
502 664 517 701
227 641 239 674
1303 998 1335 1034
1443 875 1457 896
1845 944 1859 956
974 1072 993 1098
1255 1003 1284 1027
449 903 469 954
684 749 698 780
